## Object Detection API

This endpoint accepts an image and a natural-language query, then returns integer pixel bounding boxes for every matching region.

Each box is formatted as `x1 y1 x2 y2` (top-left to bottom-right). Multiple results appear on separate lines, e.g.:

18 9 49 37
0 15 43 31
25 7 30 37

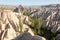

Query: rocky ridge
0 10 46 40
0 10 34 40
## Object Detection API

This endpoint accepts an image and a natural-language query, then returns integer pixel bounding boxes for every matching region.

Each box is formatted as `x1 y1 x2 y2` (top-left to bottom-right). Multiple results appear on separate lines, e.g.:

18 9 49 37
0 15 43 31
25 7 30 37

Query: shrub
19 18 23 33
29 16 42 35
23 11 29 16
29 16 56 40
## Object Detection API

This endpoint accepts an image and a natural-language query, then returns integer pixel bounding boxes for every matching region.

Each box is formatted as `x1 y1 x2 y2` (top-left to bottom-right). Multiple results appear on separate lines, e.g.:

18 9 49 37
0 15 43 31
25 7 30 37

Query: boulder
56 34 60 40
13 32 33 40
13 32 46 40
32 35 46 40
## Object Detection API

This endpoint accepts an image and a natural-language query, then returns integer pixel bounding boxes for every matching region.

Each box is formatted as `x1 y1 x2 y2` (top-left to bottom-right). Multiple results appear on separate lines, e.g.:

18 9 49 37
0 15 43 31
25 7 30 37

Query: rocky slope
0 4 60 40
29 5 60 40
0 10 46 40
13 4 60 40
0 10 35 40
0 10 19 40
30 7 60 33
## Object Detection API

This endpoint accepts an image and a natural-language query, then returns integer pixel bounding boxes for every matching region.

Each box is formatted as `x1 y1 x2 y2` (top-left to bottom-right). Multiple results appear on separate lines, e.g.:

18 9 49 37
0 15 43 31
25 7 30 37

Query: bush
23 11 29 16
29 16 56 40
40 27 56 40
19 18 23 33
29 16 42 35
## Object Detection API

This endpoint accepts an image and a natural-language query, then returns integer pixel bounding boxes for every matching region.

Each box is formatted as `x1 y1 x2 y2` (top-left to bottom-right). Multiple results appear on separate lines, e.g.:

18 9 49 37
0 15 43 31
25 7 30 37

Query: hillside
0 4 60 40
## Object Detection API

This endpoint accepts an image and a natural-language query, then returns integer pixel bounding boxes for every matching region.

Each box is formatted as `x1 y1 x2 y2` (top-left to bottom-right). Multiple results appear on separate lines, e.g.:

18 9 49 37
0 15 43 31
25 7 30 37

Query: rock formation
30 7 60 34
0 10 20 40
0 4 60 40
13 32 33 40
56 34 60 40
32 35 46 40
0 10 34 40
13 31 46 40
29 6 60 40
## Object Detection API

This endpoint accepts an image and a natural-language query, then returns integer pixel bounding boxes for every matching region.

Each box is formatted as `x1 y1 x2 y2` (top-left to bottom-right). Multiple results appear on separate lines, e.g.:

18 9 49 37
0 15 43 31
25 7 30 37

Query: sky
0 0 60 6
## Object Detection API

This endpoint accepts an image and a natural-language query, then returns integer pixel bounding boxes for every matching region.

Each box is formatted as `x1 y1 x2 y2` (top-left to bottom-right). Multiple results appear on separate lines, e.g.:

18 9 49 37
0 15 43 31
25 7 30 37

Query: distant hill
41 4 60 8
24 4 60 8
0 5 16 11
0 5 16 8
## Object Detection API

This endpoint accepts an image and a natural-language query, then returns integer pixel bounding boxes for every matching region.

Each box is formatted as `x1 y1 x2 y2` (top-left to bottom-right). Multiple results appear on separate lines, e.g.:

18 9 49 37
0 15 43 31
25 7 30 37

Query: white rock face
0 10 34 40
0 10 19 40
42 11 60 33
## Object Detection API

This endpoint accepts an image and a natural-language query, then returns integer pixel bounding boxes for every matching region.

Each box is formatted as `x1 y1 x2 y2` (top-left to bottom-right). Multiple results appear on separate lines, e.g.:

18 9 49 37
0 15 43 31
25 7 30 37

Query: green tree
29 16 42 35
19 18 23 33
23 11 29 16
29 16 56 40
